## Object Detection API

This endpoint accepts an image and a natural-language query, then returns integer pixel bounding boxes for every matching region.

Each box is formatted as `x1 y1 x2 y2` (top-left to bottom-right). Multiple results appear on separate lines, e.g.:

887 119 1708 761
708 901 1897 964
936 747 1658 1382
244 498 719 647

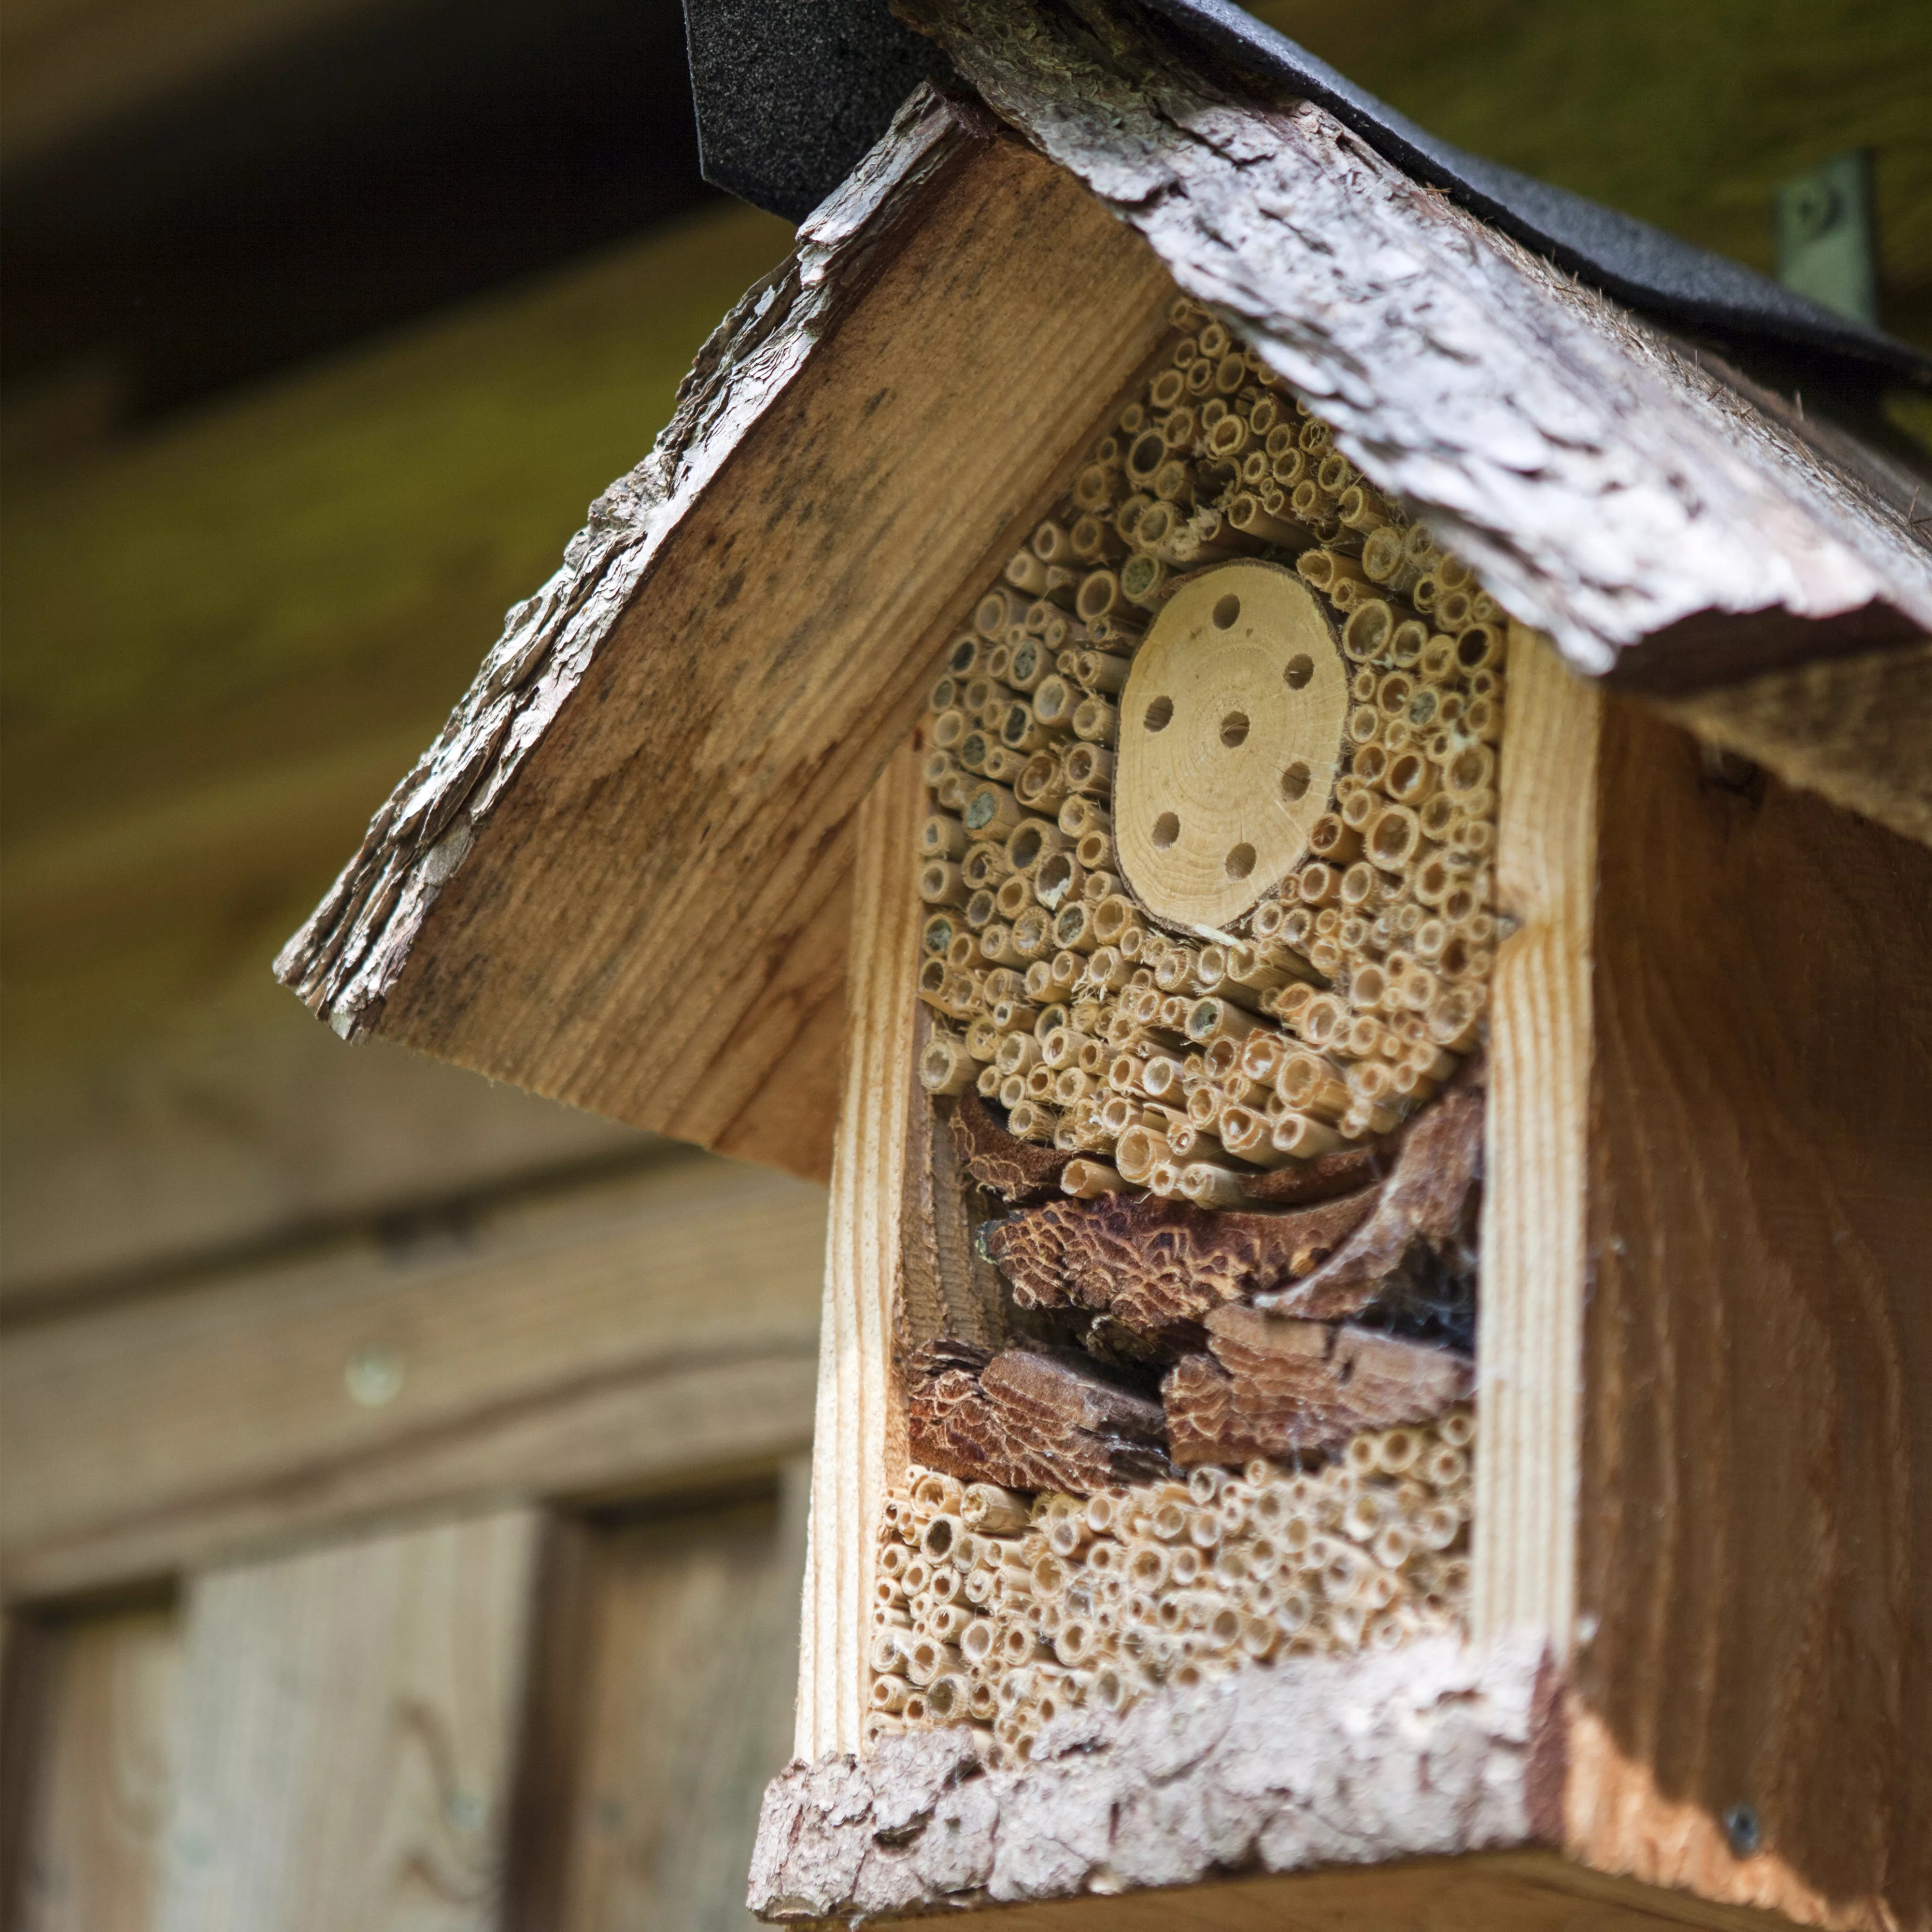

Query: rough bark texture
1255 1085 1484 1322
900 0 1932 692
901 1026 1009 1353
947 1091 1072 1204
274 85 989 1040
748 1633 1559 1920
1164 1308 1475 1466
902 1340 1171 1493
987 1188 1378 1348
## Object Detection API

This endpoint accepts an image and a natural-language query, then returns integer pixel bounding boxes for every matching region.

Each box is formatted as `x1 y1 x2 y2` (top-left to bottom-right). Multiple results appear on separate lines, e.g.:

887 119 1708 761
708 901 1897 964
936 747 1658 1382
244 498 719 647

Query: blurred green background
2 0 1928 1299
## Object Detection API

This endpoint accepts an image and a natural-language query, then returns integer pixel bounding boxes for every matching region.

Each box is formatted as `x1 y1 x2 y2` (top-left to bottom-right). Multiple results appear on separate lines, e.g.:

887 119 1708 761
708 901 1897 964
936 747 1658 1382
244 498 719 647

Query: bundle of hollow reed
868 1408 1473 1763
913 297 1504 1210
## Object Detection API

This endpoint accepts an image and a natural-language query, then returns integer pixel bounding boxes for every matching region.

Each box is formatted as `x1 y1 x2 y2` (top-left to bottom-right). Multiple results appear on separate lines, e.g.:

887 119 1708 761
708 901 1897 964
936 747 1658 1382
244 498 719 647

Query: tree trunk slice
986 1189 1379 1349
1164 1307 1475 1465
1254 1085 1484 1321
947 1090 1072 1204
903 1338 1172 1493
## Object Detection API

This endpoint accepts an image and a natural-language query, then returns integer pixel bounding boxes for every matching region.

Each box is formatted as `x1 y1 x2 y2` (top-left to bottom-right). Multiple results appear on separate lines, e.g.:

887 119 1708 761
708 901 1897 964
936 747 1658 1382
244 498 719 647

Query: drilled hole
1280 761 1311 801
1152 812 1181 850
1225 842 1256 880
1220 710 1250 748
1283 653 1314 690
1212 593 1242 630
1143 695 1174 732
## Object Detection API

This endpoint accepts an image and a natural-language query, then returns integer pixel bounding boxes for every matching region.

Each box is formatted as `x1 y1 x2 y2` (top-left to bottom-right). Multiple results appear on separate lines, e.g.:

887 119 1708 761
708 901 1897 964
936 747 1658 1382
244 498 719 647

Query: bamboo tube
1005 815 1066 877
1217 1106 1274 1164
1032 851 1083 912
920 814 969 862
1062 743 1113 795
994 876 1033 924
963 782 1023 840
976 586 1029 639
1071 696 1118 744
1364 804 1421 870
1270 1112 1348 1159
1061 1157 1123 1199
1031 674 1077 729
1119 552 1173 610
1006 548 1050 597
1186 998 1262 1046
917 860 968 908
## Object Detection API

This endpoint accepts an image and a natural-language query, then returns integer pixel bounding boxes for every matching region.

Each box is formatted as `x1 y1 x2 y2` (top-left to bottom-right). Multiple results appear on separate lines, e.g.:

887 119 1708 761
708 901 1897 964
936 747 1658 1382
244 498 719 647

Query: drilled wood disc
1115 562 1348 927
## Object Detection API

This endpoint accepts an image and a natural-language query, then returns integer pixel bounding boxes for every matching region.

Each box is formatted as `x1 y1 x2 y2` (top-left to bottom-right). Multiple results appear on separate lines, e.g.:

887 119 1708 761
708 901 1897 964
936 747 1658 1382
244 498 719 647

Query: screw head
1723 1803 1762 1857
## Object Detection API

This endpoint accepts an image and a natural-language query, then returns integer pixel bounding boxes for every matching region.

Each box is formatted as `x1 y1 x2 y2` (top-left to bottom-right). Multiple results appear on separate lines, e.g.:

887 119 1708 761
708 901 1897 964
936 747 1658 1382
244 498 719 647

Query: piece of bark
903 1338 1171 1493
749 1633 1560 1918
986 1189 1378 1348
1164 1307 1476 1466
1236 1137 1398 1206
948 1090 1071 1203
899 1014 1008 1352
1254 1086 1484 1321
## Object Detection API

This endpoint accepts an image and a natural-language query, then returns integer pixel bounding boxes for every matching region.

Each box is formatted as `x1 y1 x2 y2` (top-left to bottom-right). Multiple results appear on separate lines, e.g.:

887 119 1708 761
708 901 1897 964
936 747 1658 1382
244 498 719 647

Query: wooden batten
1472 627 1599 1647
277 87 1178 1182
798 745 925 1760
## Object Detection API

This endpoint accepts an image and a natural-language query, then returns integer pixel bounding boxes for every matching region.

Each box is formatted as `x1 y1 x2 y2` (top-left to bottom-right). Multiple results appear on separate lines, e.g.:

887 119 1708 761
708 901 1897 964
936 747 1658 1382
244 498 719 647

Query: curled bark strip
1254 1086 1484 1321
1236 1137 1398 1205
948 1090 1072 1203
1164 1307 1475 1466
987 1189 1378 1347
904 1338 1172 1494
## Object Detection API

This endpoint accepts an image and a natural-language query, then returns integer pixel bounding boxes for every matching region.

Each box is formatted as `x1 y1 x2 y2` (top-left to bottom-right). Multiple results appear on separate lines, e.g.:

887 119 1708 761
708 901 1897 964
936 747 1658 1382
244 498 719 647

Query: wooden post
796 745 925 1759
1473 625 1600 1649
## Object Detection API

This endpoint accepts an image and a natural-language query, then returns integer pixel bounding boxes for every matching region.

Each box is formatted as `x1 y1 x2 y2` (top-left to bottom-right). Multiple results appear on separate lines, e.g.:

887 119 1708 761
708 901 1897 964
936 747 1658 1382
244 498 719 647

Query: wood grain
532 1473 807 1932
1473 626 1600 1648
796 747 925 1761
154 1507 544 1932
281 90 1178 1185
2 1152 824 1601
1568 699 1932 1930
7 1604 183 1932
1657 637 1932 851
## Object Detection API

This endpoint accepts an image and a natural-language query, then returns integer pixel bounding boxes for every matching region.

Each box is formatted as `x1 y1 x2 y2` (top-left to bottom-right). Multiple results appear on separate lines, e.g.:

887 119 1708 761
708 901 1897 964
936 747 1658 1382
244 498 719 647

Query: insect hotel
278 2 1931 1926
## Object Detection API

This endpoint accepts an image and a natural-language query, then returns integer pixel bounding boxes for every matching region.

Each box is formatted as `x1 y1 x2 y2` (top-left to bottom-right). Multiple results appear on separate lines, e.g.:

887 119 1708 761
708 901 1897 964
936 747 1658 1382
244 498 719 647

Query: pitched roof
685 0 1932 384
278 8 1932 1178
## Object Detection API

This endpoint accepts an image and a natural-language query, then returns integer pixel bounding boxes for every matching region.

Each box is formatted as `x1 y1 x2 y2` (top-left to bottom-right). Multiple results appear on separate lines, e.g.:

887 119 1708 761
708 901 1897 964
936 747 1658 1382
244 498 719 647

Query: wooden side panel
540 1470 808 1932
8 1605 182 1932
796 747 924 1760
154 1509 544 1932
1474 628 1600 1645
1570 701 1932 1929
376 137 1177 1182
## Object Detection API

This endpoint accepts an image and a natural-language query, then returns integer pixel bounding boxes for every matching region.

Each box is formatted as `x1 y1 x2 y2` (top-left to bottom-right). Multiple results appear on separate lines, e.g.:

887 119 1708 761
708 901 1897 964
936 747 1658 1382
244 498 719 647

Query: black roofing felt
682 0 1932 387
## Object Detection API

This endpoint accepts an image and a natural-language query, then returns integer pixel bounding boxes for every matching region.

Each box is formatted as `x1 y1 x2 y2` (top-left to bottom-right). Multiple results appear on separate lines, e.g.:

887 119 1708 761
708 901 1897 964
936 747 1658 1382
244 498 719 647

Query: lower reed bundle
867 1407 1474 1762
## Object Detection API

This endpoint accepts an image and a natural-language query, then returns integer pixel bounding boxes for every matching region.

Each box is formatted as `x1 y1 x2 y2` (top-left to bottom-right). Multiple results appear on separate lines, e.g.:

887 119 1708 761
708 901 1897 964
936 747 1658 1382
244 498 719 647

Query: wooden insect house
278 4 1932 1927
